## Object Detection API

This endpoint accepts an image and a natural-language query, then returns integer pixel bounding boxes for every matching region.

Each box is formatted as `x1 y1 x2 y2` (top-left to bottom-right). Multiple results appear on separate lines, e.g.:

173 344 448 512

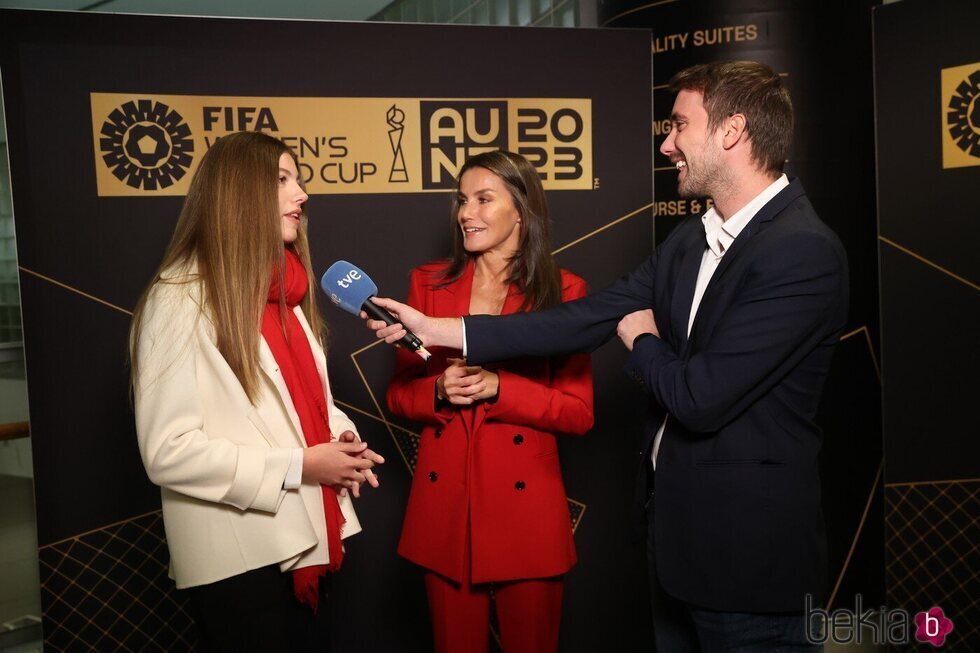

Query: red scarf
261 248 345 612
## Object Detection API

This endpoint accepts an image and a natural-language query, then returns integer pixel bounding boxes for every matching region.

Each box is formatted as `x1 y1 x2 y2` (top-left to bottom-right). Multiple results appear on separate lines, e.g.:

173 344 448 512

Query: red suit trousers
424 565 563 653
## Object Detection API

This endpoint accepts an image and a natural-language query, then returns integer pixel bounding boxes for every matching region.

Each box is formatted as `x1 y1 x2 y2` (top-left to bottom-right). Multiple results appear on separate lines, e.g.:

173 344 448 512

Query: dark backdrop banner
0 10 652 651
874 0 979 648
599 0 884 613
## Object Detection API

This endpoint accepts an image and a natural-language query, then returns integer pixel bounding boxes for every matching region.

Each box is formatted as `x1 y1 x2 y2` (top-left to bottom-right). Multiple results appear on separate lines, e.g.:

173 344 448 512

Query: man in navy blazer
368 61 847 651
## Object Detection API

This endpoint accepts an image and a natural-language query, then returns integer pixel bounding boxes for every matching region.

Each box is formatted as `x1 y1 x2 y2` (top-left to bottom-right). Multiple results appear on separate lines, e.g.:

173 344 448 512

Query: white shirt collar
701 174 789 258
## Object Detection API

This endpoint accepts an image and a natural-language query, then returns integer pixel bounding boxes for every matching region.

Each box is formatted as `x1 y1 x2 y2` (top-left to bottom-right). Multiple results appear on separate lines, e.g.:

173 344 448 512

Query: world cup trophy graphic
387 104 409 183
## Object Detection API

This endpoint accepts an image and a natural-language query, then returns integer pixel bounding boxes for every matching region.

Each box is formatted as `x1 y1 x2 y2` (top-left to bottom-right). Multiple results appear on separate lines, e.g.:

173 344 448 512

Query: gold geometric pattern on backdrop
37 511 197 652
885 480 980 650
822 325 882 611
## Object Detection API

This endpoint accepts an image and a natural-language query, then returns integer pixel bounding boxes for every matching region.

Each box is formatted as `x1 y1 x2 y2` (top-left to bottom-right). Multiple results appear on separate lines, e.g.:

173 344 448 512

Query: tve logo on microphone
328 267 363 307
332 268 363 289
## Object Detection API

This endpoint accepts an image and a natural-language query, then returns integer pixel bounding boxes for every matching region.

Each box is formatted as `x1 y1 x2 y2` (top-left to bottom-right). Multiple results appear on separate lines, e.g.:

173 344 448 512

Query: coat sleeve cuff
623 335 674 390
222 446 292 512
283 448 305 490
417 374 455 423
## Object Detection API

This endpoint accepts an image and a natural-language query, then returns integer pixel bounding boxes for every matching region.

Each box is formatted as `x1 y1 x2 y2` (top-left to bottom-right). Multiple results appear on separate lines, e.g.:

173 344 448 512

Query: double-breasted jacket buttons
428 471 438 482
513 434 527 489
434 427 443 439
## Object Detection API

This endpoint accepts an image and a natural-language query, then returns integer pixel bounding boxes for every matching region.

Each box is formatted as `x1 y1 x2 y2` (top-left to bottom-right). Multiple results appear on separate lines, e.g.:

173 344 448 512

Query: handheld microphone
320 261 430 359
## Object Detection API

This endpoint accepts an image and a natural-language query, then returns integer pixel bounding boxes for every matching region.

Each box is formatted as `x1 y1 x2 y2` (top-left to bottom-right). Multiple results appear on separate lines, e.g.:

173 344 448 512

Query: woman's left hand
336 430 384 498
440 358 499 405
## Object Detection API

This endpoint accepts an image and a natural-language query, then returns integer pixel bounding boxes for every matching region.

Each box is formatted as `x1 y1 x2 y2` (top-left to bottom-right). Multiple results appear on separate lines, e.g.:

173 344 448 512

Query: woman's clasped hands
302 431 384 498
436 357 499 405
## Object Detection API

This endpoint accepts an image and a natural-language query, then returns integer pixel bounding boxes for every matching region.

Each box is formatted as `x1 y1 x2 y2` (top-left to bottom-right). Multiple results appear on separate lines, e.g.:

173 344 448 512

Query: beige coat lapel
257 306 339 447
258 337 306 447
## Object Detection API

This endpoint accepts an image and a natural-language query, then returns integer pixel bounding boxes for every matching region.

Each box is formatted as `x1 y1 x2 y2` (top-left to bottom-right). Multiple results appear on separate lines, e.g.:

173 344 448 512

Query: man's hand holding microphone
359 296 462 352
320 261 463 354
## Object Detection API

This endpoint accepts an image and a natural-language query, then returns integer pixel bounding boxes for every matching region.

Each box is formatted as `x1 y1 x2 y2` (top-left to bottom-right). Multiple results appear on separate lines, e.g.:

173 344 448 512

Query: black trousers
184 565 331 653
645 492 820 652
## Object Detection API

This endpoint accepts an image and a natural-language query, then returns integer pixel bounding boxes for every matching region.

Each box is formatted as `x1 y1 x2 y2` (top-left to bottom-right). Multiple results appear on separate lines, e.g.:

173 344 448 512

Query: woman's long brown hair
129 131 323 403
440 150 561 311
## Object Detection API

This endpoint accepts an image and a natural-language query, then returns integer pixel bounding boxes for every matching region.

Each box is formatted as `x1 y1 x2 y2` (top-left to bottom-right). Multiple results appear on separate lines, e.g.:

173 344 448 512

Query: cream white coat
134 269 361 589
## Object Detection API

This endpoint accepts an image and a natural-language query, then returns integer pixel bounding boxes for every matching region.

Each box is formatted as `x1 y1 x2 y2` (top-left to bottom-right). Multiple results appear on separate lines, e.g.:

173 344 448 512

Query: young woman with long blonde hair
130 131 383 651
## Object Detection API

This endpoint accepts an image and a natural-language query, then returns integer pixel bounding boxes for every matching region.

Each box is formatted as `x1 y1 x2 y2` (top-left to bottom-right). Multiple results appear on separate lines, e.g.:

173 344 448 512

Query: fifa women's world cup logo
387 104 408 183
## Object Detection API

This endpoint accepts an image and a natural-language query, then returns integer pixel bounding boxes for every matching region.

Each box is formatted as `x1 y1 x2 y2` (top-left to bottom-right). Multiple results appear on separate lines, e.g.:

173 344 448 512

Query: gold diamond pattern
392 428 421 472
885 480 980 650
38 511 197 652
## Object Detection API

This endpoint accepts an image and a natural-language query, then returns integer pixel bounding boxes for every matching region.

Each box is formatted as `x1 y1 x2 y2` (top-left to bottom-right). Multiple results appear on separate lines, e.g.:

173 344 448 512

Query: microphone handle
361 298 425 352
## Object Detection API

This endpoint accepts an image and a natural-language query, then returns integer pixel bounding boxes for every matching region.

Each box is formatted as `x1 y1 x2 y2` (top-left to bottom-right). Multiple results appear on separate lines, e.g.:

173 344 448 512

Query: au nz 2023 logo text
420 100 592 190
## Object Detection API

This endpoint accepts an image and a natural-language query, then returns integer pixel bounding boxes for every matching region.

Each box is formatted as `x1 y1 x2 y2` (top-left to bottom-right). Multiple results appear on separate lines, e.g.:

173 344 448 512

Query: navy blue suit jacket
465 179 849 612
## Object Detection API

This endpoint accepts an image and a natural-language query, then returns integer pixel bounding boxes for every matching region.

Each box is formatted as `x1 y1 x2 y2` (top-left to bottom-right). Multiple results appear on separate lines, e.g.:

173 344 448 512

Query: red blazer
387 260 594 584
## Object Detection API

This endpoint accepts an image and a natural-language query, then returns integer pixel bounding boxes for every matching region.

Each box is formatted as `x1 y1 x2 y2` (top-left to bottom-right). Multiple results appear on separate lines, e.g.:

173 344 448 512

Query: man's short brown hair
669 61 793 175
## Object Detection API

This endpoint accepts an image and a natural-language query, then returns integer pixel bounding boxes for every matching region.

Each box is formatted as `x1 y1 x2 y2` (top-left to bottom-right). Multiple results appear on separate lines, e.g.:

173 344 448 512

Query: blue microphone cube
320 261 379 316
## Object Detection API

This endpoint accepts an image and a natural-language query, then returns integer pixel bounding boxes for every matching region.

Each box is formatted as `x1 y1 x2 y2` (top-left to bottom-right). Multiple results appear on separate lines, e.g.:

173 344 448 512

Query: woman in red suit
387 150 594 653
